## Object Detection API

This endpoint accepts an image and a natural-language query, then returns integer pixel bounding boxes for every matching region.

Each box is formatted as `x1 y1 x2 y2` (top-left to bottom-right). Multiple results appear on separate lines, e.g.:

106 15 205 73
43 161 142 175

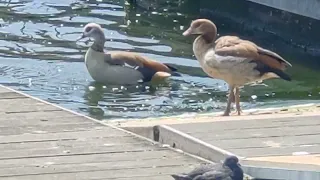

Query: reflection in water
0 0 319 120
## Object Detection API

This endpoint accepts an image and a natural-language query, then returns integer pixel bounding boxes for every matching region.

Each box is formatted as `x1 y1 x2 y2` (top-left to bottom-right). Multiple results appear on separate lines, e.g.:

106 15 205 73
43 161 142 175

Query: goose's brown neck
202 33 216 44
201 23 217 44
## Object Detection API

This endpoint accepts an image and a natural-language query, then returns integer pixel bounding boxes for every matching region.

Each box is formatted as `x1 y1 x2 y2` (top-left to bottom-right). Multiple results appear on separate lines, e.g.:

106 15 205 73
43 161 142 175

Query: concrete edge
0 85 212 166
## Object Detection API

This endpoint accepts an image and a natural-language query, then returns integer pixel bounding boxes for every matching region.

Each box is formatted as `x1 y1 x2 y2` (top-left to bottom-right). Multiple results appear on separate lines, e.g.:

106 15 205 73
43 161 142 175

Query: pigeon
171 155 244 180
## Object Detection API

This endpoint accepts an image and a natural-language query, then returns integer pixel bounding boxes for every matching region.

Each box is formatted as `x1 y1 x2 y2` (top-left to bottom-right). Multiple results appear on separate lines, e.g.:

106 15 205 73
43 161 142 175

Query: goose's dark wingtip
164 63 182 77
285 76 292 81
280 72 292 81
164 63 178 72
171 72 182 77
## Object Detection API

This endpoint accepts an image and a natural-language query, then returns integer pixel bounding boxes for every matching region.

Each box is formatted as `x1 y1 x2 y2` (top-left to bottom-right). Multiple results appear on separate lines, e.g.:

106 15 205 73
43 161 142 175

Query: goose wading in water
183 19 292 116
77 23 179 85
171 155 244 180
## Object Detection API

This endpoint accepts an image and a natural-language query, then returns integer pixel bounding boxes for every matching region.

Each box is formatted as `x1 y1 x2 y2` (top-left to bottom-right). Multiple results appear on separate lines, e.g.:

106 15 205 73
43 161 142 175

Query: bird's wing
186 163 220 178
214 36 291 70
104 51 172 72
193 170 232 180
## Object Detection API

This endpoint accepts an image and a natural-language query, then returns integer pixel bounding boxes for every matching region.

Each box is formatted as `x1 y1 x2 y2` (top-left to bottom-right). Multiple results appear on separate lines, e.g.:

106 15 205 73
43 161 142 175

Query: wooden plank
231 145 320 157
0 150 196 168
0 120 95 129
0 92 28 99
0 157 199 177
1 103 59 113
0 110 79 122
0 165 197 180
0 136 147 151
190 125 320 141
0 142 164 160
0 98 49 106
0 88 12 93
0 122 104 135
172 116 320 133
204 133 320 150
0 129 129 144
0 98 60 112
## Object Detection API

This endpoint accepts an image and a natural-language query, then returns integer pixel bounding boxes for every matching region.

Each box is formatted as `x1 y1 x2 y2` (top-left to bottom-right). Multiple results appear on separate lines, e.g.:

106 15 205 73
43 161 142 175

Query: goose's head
77 23 105 42
183 19 217 37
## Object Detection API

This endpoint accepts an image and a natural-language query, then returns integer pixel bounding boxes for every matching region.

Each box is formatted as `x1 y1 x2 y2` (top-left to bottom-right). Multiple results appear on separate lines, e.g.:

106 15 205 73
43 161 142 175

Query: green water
0 0 319 120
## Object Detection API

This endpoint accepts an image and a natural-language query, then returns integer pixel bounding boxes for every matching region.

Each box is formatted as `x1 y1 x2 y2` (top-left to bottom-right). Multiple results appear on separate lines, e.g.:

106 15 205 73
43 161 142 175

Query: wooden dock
0 85 206 180
3 82 320 180
116 106 320 180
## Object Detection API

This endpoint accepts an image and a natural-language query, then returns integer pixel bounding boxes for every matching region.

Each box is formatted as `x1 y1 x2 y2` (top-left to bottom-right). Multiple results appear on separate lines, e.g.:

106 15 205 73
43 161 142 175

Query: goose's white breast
85 48 143 84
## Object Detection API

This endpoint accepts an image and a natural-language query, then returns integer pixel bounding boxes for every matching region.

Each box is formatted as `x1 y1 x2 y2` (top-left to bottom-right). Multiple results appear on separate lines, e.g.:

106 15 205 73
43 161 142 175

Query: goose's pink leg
222 85 235 116
235 87 242 115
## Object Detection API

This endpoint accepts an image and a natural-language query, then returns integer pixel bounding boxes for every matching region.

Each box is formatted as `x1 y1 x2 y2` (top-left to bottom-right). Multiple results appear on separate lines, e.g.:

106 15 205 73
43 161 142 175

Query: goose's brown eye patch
85 27 92 32
192 22 201 28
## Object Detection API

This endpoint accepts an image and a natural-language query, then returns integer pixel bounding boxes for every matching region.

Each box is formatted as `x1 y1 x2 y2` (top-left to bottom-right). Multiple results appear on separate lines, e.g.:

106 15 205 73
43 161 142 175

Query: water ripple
0 0 319 120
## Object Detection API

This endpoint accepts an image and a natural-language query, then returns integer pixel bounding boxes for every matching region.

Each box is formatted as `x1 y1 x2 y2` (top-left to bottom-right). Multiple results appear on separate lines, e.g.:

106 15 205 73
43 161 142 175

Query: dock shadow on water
0 0 319 120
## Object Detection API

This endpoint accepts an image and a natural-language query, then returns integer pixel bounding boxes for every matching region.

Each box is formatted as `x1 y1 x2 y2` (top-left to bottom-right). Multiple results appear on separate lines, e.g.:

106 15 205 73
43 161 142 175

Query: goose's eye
85 27 92 32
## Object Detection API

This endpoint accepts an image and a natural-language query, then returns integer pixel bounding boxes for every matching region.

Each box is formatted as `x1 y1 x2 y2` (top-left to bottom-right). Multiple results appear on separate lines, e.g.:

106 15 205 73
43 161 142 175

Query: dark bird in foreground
171 155 244 180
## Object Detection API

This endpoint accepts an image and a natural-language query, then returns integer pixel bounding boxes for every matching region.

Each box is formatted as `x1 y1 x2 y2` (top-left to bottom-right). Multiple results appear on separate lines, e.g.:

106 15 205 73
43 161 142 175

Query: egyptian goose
77 23 178 85
183 19 292 116
171 155 243 180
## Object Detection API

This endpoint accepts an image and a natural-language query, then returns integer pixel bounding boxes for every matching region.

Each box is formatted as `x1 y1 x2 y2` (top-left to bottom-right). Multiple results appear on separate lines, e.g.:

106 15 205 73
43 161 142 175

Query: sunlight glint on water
0 0 319 120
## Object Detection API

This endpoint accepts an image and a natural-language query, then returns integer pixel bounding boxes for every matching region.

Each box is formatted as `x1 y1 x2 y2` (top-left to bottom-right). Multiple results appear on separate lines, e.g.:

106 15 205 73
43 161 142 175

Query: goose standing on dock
183 19 292 116
77 23 178 85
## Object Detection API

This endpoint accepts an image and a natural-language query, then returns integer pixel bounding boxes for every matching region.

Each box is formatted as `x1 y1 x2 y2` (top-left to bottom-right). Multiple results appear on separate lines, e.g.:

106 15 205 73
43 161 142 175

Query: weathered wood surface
0 86 203 180
170 115 320 160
